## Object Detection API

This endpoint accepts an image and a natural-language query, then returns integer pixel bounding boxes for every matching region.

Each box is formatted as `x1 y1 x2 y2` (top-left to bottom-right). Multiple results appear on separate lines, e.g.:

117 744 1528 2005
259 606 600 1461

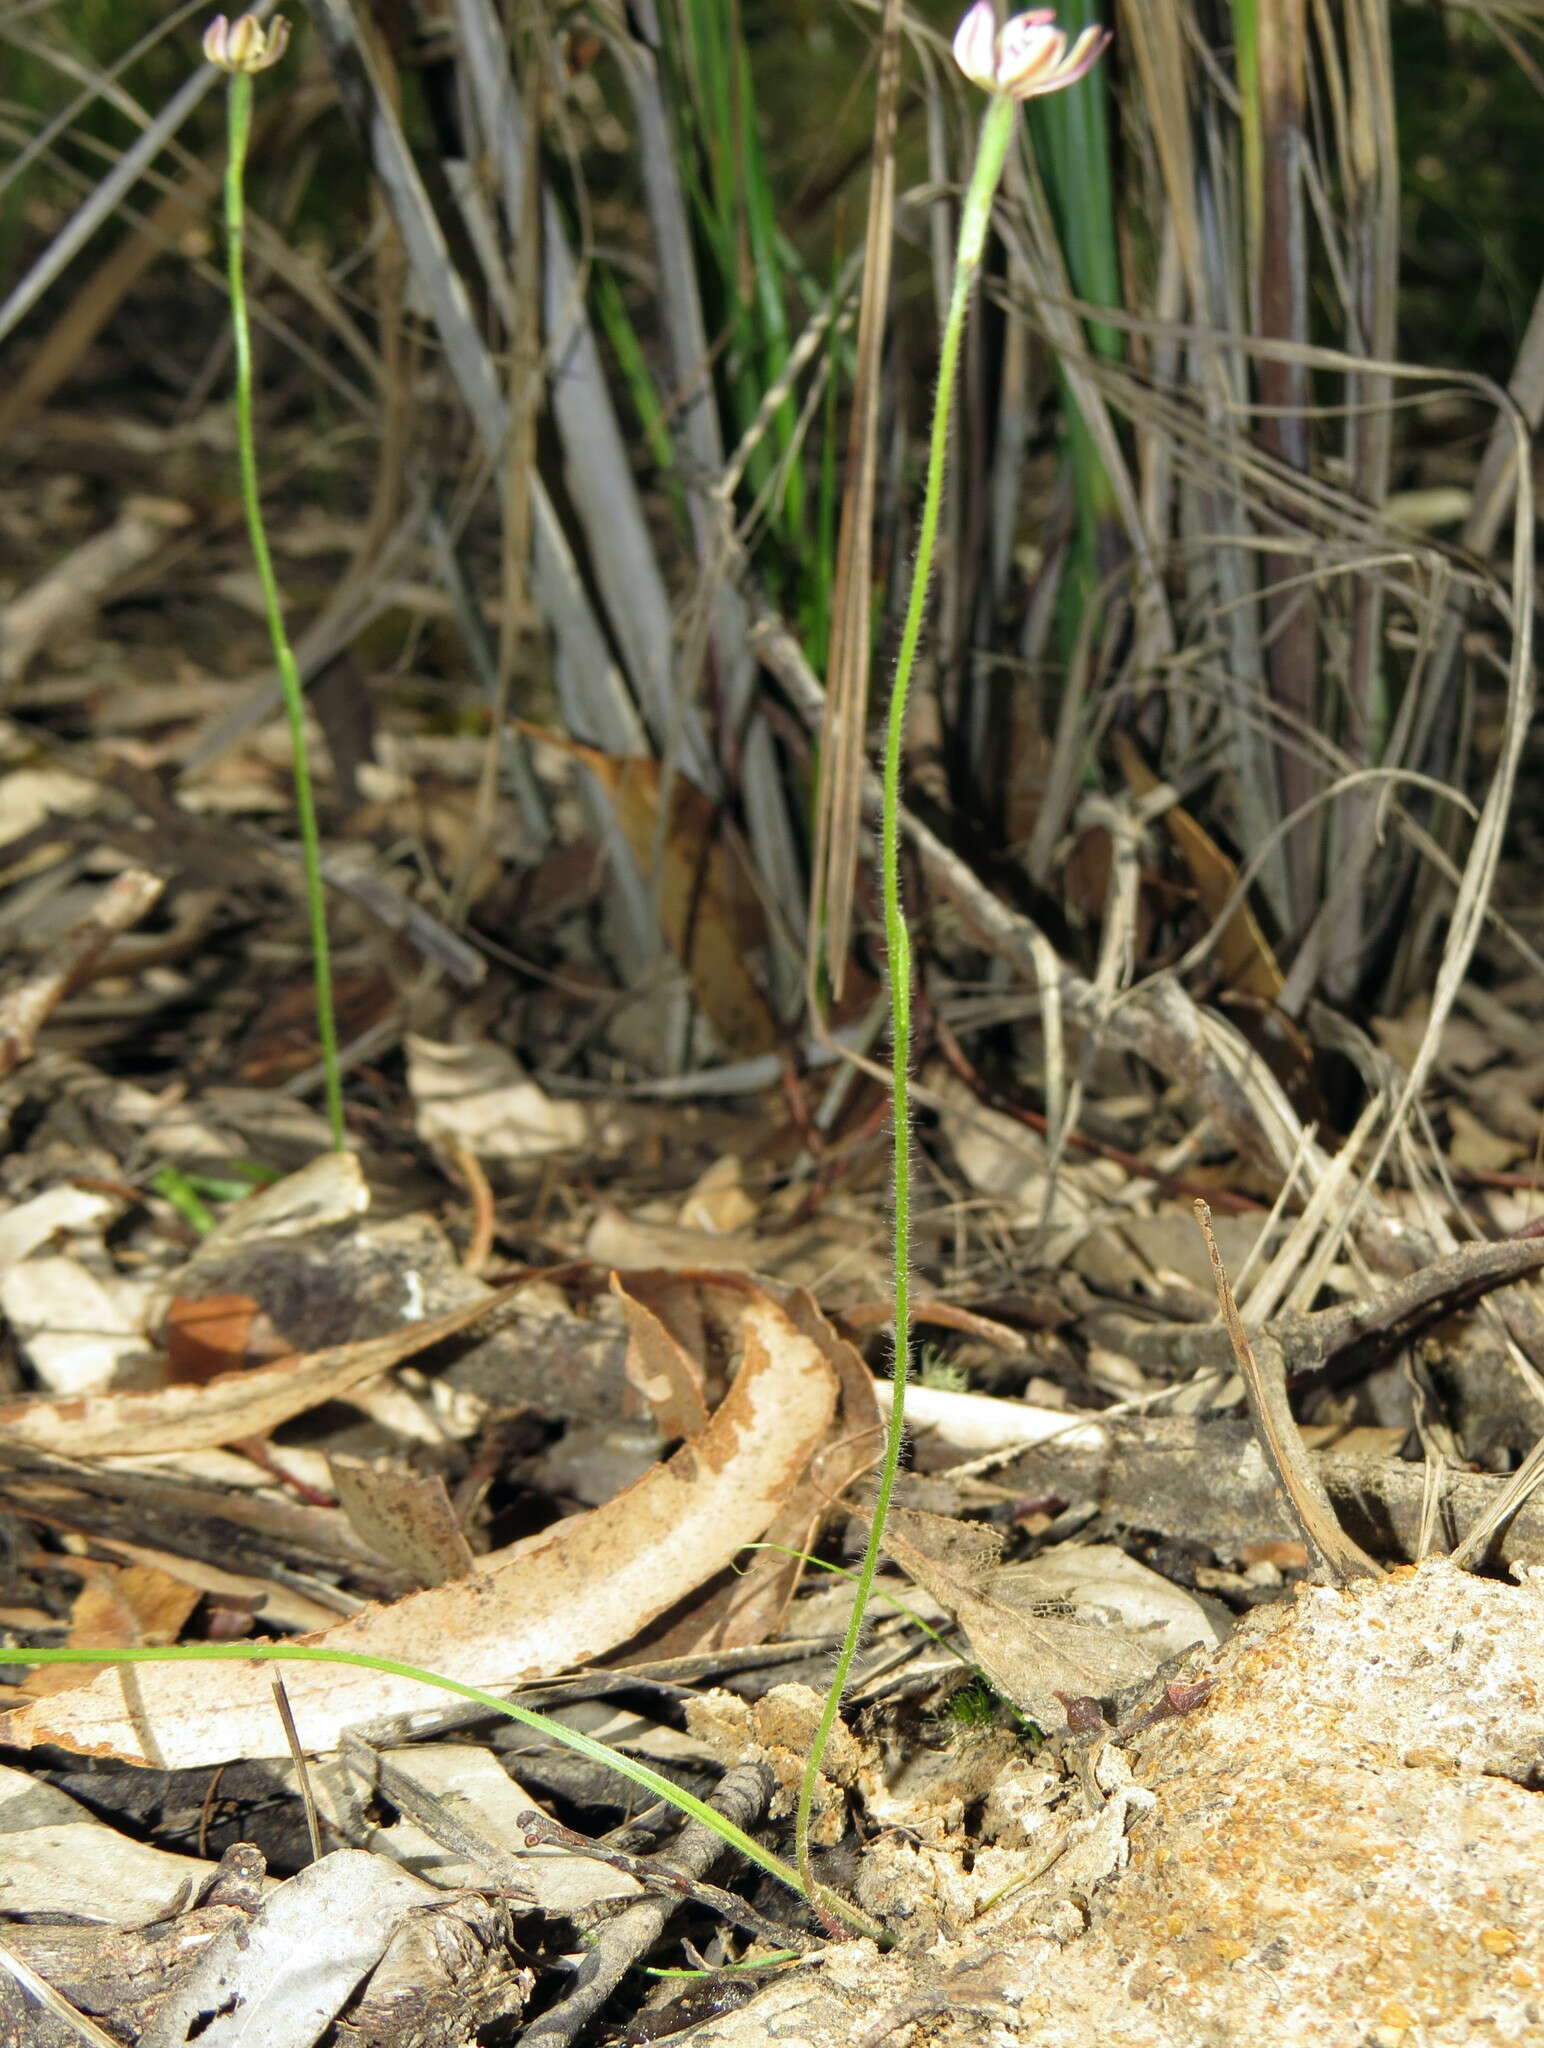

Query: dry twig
0 868 164 1078
1196 1199 1382 1583
516 1762 789 2048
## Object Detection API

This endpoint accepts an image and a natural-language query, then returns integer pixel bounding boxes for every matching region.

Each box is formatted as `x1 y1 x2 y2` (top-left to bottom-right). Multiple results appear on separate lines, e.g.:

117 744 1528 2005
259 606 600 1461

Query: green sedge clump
917 1344 969 1393
943 1677 999 1727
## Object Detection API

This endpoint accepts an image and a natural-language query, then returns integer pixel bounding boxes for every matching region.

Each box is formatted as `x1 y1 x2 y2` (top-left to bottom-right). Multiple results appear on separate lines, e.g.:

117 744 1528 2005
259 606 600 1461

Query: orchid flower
952 2 1109 100
203 12 290 74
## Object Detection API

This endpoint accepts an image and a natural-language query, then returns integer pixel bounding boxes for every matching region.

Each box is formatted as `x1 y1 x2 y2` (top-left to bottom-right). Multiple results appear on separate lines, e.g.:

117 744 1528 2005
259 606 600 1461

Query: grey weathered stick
0 1933 123 2048
517 1762 784 2048
0 500 190 690
516 1806 811 1954
341 1734 535 1901
1085 1229 1544 1381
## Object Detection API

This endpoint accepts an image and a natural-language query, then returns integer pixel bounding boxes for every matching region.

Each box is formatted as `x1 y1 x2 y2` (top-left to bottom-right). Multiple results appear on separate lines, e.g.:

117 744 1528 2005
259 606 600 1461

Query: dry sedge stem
1194 1200 1381 1584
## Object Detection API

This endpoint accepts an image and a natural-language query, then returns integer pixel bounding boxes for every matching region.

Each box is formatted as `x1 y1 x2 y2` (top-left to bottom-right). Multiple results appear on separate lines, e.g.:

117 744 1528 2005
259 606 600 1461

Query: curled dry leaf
512 726 778 1056
612 1271 711 1439
1114 732 1285 1007
0 1288 841 1766
880 1507 1186 1726
160 1293 292 1384
328 1458 476 1587
22 1561 205 1699
0 1285 527 1458
722 1283 884 1647
610 1274 885 1657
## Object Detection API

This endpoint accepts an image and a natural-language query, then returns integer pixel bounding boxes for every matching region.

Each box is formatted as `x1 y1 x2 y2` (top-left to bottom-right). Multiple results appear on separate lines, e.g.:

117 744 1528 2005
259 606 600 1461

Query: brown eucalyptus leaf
881 1506 1166 1727
0 1286 524 1458
0 1289 839 1765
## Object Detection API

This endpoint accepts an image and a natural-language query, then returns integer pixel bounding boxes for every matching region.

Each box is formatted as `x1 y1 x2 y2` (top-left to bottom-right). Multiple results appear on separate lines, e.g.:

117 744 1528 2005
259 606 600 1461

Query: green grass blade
1 1641 883 1938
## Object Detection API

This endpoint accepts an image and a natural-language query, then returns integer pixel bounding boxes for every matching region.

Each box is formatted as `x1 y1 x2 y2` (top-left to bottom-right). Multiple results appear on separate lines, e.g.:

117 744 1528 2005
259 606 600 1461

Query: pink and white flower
952 3 1109 99
203 13 291 74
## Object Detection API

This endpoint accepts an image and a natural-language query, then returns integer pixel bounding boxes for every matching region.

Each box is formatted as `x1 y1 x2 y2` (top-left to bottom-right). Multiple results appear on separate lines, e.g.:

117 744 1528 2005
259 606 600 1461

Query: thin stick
0 869 163 1078
0 1936 123 2048
450 1137 497 1273
271 1674 324 1862
1195 1199 1382 1583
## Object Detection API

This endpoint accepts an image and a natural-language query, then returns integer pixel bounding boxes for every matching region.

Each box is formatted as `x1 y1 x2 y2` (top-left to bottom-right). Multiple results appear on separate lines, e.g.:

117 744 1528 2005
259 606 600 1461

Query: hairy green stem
4 1641 883 1940
225 71 345 1150
794 91 1017 1901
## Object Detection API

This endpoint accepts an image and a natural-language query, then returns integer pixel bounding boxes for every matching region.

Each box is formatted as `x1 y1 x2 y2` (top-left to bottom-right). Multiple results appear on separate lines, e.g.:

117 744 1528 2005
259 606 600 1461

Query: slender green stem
224 72 345 1150
4 1641 884 1940
793 91 1017 1902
